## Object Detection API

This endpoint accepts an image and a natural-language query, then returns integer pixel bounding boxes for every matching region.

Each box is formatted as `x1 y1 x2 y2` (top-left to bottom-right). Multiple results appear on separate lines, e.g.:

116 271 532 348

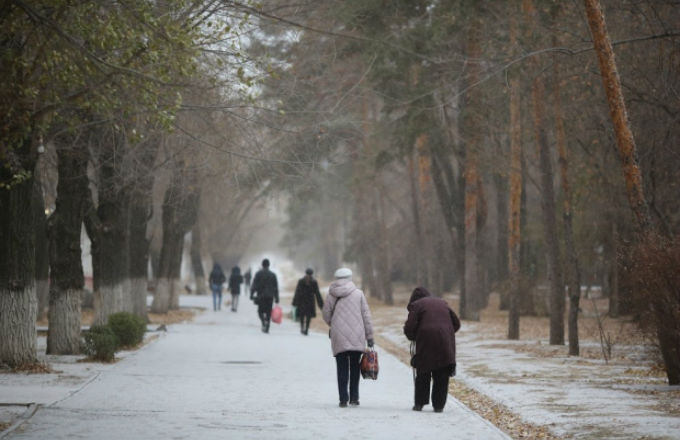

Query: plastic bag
271 304 283 324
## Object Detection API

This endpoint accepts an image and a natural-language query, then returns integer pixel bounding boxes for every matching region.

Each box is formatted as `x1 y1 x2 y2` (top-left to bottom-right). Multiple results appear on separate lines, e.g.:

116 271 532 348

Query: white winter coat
322 278 374 356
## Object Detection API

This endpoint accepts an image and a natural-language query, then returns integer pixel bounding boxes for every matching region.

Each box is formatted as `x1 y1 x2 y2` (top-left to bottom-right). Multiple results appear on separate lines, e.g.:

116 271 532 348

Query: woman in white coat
323 268 374 407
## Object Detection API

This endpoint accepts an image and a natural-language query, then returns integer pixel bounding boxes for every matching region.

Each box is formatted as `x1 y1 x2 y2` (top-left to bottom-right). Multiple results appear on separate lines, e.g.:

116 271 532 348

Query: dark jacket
250 268 279 302
228 267 243 294
209 265 226 286
403 287 461 372
292 276 323 318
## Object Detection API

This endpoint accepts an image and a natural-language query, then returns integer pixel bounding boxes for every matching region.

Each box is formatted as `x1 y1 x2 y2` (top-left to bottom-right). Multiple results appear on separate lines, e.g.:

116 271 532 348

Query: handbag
360 349 379 380
271 304 282 324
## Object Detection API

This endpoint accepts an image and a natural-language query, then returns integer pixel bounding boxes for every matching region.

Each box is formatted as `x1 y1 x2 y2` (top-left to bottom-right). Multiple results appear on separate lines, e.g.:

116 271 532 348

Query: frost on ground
365 288 680 440
3 284 680 440
0 294 509 440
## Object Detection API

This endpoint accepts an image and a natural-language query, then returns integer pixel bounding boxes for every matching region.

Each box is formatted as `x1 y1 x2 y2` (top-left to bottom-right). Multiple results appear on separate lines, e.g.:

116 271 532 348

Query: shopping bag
271 304 283 324
360 349 379 380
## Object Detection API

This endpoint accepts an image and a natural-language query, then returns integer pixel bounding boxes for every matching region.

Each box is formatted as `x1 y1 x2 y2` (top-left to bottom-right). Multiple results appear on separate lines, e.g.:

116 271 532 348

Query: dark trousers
335 350 362 403
414 365 451 409
257 297 274 330
300 314 311 333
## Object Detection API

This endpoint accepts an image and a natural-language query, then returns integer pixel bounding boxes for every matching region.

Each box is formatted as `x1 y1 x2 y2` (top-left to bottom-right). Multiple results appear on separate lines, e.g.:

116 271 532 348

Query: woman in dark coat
292 268 324 335
228 266 244 312
403 286 461 413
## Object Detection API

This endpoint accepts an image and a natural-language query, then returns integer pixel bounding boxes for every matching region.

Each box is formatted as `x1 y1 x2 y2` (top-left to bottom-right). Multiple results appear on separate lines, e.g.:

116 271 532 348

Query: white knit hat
334 268 352 279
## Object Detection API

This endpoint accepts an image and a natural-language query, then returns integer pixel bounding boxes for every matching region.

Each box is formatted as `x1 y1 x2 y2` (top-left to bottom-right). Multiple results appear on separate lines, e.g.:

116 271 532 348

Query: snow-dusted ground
0 294 508 440
377 309 680 439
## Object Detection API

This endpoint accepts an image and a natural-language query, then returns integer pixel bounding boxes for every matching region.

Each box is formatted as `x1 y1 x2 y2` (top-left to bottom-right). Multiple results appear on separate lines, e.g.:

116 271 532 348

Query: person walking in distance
244 268 252 290
292 268 324 335
228 266 244 312
208 263 226 312
250 258 279 333
403 286 461 413
322 268 374 408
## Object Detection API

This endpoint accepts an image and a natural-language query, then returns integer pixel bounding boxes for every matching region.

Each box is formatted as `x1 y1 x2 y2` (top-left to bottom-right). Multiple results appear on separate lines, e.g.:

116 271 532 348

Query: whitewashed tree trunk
151 278 172 314
93 283 125 325
169 278 182 310
0 287 38 366
47 288 81 354
130 277 148 320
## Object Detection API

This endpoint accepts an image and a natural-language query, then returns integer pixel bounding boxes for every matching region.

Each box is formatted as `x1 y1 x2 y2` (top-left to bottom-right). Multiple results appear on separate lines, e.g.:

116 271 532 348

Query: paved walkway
4 296 509 439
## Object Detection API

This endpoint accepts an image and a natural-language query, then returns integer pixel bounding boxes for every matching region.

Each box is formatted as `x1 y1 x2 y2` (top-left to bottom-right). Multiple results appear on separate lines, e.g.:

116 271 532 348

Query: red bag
360 349 379 380
271 305 283 324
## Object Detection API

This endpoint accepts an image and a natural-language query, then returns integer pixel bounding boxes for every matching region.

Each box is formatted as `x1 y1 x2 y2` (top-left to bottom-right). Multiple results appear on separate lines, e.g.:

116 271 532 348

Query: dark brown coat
403 287 461 372
292 276 323 318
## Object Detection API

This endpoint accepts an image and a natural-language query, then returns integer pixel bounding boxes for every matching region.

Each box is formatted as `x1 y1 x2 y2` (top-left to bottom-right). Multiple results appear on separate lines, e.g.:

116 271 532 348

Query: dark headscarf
232 266 240 275
408 286 431 308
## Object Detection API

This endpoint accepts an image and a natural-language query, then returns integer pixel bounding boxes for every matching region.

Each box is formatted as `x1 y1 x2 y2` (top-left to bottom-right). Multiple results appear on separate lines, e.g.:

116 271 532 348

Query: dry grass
148 308 198 325
356 284 670 439
10 362 53 374
374 331 563 440
37 306 199 328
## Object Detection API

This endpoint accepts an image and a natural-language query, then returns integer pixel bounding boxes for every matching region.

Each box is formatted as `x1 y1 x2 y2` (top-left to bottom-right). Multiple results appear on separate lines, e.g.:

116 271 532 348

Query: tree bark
190 223 206 295
407 152 425 286
47 143 89 354
92 136 131 325
583 0 680 383
525 0 564 345
494 168 509 288
608 221 620 317
583 0 652 232
374 185 393 304
431 98 466 314
0 137 38 367
507 6 522 340
151 171 199 313
127 138 158 320
553 41 581 355
33 171 49 322
128 192 152 320
462 21 484 321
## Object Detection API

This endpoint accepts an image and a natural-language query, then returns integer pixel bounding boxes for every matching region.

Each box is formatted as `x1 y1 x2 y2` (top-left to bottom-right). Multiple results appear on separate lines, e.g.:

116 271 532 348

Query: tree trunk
462 21 484 321
519 151 535 316
507 6 522 340
583 0 680 383
525 0 564 345
151 172 199 313
128 192 152 321
608 221 620 317
495 169 509 288
127 138 158 320
190 223 206 295
375 186 393 304
0 138 38 367
47 144 89 354
407 152 425 286
33 172 49 322
583 0 651 233
92 138 131 325
416 134 437 290
553 41 581 355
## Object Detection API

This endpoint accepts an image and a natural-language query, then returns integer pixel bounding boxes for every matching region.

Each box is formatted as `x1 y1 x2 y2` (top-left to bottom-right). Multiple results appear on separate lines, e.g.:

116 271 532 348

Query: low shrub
108 312 146 347
627 233 680 384
82 325 118 362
